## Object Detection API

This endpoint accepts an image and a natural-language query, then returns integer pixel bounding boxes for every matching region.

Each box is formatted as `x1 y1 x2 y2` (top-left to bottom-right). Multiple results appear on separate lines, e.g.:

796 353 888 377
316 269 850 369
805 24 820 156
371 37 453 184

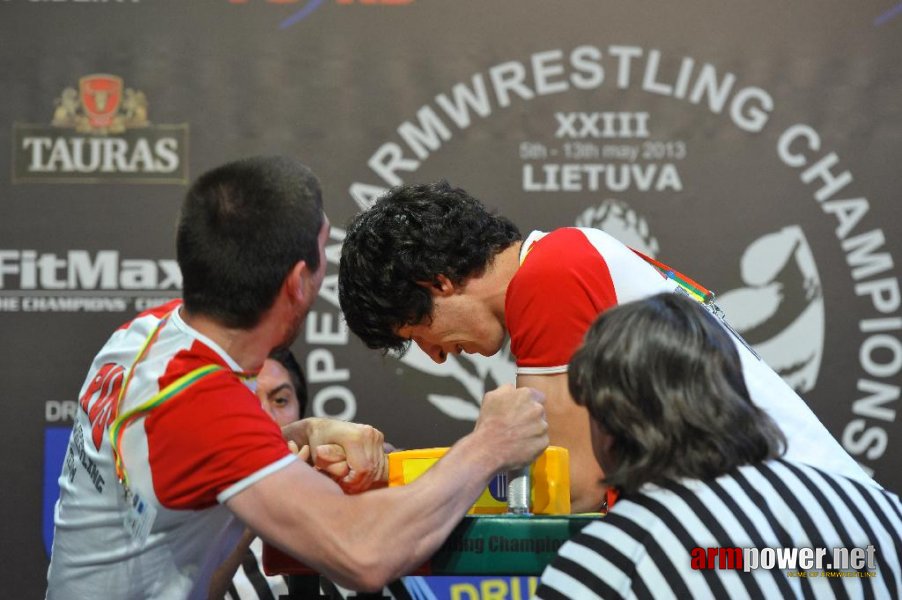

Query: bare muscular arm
518 372 605 513
226 385 548 592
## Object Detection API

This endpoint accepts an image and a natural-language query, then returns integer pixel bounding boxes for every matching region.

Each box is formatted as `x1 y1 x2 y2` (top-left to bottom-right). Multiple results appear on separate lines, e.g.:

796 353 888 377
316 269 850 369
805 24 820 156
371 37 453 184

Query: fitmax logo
228 0 413 29
0 250 180 291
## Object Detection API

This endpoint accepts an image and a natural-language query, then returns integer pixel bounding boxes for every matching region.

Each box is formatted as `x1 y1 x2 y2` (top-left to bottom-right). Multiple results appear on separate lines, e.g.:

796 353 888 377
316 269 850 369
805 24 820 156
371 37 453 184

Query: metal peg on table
506 466 531 515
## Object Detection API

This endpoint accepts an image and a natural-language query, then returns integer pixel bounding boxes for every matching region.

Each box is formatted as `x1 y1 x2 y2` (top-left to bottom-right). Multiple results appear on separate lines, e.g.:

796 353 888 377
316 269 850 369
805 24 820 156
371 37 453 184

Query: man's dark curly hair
569 292 786 495
338 181 521 353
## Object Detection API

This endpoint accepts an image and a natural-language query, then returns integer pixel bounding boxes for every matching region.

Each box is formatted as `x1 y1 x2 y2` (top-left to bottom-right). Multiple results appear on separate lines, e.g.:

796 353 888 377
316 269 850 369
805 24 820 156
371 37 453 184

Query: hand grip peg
506 466 531 515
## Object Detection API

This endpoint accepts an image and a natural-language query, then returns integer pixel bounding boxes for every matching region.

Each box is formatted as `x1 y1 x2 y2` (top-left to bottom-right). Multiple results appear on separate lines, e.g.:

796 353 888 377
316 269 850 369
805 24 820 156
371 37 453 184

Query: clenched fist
473 384 549 472
282 418 388 494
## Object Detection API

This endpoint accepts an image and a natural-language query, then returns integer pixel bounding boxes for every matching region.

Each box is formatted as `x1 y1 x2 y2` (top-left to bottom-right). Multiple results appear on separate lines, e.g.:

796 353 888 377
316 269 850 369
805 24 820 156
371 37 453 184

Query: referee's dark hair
568 292 786 495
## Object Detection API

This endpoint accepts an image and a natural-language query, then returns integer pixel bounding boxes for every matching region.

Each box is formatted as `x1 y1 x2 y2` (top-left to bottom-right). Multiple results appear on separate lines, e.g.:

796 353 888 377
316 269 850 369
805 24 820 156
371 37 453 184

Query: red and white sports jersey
505 228 873 485
46 300 295 600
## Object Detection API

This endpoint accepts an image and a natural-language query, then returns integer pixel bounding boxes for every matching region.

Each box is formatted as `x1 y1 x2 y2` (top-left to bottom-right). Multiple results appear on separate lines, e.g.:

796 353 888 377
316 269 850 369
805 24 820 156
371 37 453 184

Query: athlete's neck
179 308 273 373
485 241 523 323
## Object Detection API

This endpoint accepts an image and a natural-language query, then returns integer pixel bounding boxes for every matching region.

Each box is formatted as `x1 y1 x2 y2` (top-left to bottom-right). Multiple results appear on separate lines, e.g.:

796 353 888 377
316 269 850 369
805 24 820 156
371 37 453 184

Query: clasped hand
283 418 388 494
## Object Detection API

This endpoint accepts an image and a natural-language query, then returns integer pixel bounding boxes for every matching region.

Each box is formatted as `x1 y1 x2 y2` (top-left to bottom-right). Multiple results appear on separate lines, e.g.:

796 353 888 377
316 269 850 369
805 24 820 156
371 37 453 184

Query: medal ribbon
108 310 251 493
631 248 716 304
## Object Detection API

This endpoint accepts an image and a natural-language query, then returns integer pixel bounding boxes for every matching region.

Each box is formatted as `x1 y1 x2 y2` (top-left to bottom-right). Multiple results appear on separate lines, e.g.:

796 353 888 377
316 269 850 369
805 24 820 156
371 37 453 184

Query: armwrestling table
264 447 593 599
263 514 598 599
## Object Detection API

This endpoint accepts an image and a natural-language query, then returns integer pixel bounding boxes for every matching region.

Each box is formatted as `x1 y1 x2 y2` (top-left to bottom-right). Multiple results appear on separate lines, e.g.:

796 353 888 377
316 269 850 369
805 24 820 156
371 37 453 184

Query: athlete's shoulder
117 299 183 331
524 226 613 252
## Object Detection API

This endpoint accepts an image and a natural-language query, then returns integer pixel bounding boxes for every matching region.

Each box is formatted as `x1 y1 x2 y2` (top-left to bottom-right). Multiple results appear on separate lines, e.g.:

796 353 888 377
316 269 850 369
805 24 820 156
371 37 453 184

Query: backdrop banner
2 1 900 595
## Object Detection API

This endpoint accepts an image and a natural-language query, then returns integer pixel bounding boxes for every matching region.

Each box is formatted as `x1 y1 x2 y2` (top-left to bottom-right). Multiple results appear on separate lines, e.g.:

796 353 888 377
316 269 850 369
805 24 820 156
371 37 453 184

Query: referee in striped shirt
535 293 902 600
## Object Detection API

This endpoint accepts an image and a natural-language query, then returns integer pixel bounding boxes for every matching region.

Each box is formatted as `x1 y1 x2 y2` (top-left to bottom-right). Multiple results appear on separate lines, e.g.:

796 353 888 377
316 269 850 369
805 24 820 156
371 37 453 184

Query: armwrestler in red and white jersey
338 181 873 513
46 158 549 600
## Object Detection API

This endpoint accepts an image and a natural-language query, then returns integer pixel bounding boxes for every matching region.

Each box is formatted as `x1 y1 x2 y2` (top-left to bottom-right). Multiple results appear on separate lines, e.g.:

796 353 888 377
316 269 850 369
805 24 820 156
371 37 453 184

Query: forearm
312 432 499 587
234 384 547 591
349 431 500 582
237 430 502 591
518 373 605 513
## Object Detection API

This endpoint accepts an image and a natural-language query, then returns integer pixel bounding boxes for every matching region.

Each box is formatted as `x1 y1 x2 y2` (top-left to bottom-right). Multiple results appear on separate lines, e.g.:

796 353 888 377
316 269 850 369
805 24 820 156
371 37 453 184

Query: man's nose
416 340 447 364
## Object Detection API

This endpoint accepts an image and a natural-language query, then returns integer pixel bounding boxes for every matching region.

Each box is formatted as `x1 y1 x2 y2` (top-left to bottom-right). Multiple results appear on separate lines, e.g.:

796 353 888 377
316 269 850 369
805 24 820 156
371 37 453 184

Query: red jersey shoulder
144 362 287 509
506 228 619 369
156 341 239 391
510 228 616 302
524 228 607 269
117 299 183 331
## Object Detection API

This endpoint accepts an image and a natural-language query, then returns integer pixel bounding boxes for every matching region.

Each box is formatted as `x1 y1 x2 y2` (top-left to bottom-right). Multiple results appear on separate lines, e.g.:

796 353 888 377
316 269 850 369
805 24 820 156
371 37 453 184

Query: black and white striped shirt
225 538 287 600
535 458 902 599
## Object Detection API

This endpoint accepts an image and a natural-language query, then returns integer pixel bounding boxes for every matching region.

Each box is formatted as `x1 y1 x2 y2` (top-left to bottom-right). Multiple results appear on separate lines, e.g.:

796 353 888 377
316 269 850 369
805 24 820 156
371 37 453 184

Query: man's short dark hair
338 180 520 353
568 292 786 495
177 156 323 329
268 347 307 418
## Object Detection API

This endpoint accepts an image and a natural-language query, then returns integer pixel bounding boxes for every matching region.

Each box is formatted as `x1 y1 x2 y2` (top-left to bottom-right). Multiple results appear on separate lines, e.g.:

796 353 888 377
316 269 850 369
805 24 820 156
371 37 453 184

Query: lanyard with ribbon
108 310 237 497
631 248 716 307
632 248 761 360
107 310 258 545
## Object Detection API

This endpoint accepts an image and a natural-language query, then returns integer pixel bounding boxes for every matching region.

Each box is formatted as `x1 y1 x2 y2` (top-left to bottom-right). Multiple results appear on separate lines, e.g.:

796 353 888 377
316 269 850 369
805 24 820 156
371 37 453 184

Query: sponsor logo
691 545 878 576
406 576 539 600
227 0 415 29
79 363 125 451
336 45 900 483
12 74 188 183
0 249 180 313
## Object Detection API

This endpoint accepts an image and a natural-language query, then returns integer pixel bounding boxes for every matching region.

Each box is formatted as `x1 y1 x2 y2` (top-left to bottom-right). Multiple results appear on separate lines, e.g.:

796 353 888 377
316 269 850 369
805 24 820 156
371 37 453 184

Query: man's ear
419 274 455 297
285 261 309 303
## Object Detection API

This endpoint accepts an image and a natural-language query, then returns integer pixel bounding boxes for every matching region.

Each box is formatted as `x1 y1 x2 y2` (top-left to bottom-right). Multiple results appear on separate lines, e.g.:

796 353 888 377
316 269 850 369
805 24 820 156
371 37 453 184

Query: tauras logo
12 74 188 184
19 136 181 175
0 249 181 291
